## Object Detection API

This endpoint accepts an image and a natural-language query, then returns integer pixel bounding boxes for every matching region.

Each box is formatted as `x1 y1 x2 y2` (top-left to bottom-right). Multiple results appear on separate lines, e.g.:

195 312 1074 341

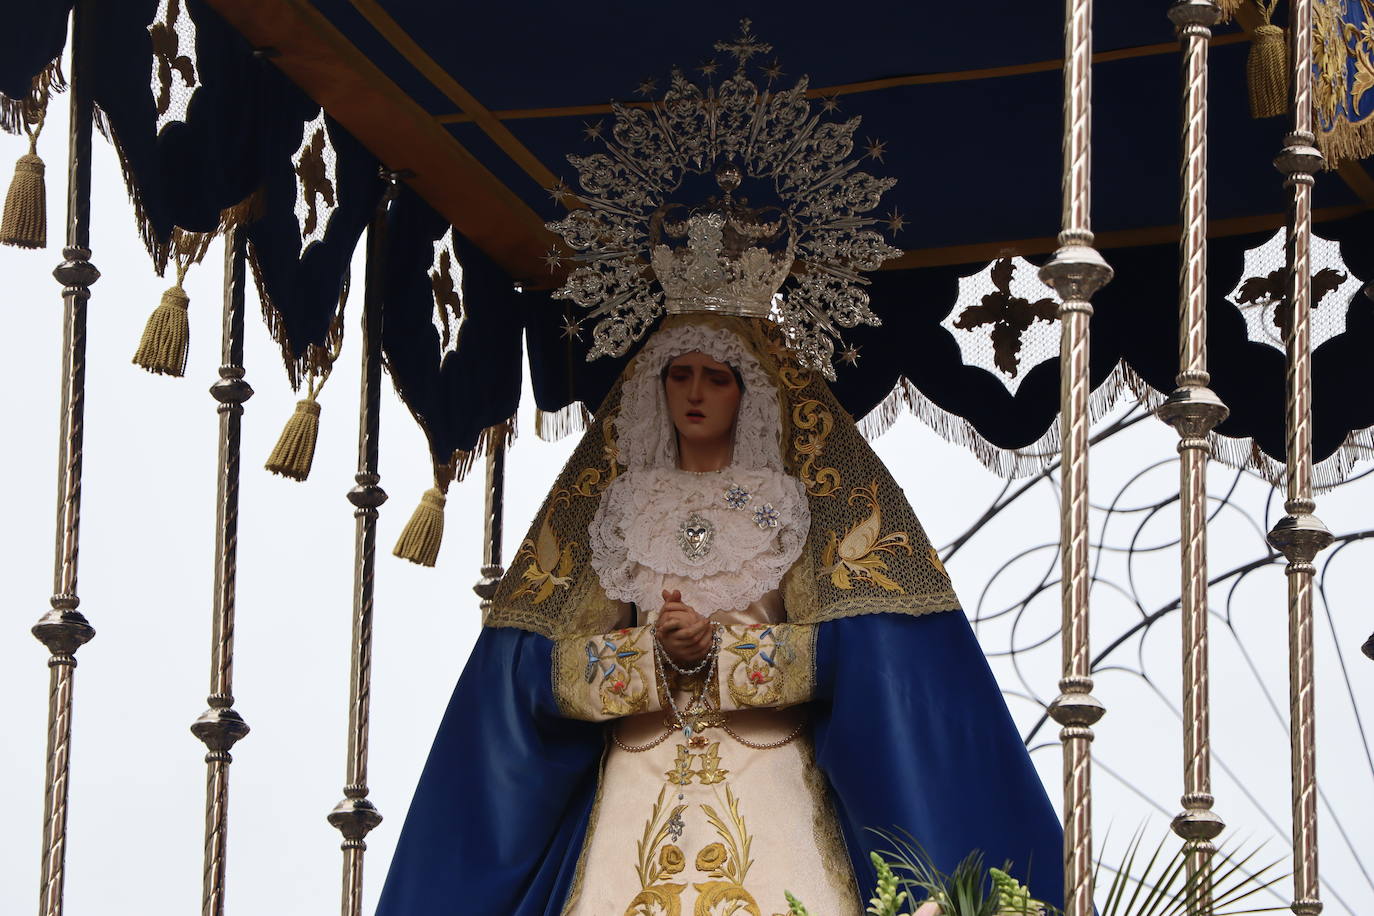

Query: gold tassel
1 95 48 249
393 487 447 567
133 232 214 377
257 279 349 482
264 397 321 481
1248 5 1289 120
263 330 342 482
1 150 45 248
132 284 191 375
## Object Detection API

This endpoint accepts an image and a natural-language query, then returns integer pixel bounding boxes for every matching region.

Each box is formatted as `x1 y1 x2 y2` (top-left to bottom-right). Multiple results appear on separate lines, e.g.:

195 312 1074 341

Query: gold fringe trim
436 418 517 488
132 284 191 376
1318 115 1374 168
1 59 63 136
247 241 348 389
94 101 263 271
218 189 264 234
1248 20 1289 119
265 397 322 481
1215 0 1246 21
94 104 170 269
392 487 447 567
1 151 45 248
535 402 592 441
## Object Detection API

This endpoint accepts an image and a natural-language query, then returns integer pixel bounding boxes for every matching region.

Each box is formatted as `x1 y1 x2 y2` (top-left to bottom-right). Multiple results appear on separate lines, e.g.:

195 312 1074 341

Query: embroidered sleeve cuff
715 623 817 711
553 625 664 721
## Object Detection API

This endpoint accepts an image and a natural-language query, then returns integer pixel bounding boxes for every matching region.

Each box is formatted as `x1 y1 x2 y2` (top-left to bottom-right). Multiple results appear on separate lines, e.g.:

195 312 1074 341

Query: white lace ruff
590 325 806 616
589 467 809 616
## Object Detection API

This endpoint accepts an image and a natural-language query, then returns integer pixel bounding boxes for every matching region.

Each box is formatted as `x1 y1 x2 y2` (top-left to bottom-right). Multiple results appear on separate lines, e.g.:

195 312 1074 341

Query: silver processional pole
1039 1 1112 915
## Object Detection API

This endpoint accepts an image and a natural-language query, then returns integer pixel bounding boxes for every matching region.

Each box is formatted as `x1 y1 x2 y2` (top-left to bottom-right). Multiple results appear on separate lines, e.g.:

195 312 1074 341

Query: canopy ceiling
3 1 1372 487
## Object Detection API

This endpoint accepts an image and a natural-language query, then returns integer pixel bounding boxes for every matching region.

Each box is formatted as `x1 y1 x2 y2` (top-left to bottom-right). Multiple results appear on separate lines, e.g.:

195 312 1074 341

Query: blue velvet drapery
374 609 1063 915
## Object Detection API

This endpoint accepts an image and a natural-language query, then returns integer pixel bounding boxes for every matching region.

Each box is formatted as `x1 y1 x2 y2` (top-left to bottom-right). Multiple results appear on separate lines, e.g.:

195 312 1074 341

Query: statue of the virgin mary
375 24 1064 915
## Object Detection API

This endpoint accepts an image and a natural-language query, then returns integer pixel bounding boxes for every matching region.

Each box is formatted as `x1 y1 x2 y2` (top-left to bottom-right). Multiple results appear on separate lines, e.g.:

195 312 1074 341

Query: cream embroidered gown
564 597 857 915
558 467 860 916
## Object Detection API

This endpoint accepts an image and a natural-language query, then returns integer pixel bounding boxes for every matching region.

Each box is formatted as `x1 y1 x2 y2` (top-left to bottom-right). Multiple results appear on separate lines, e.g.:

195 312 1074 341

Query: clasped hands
655 589 714 668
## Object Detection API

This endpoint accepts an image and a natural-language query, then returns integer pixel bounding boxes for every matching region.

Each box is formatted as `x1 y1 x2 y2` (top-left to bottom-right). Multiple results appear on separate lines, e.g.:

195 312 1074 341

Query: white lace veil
612 323 785 474
588 323 810 615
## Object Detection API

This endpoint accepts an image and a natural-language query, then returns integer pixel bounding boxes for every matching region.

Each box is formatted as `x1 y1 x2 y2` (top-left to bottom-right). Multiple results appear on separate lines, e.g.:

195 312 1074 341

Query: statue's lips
685 410 705 422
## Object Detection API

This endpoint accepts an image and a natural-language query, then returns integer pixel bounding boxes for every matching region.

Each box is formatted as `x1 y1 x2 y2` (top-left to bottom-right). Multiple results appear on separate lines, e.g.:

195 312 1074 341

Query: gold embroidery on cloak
513 491 575 604
573 414 621 497
820 481 913 592
791 397 841 497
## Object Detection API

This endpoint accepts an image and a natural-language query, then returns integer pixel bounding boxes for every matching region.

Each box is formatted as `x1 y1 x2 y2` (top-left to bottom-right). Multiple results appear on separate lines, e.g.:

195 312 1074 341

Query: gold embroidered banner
1316 0 1374 164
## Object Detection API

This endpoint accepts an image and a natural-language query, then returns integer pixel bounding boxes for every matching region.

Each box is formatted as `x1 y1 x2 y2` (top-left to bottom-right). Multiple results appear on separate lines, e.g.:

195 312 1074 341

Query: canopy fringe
1317 116 1374 168
247 238 347 390
1 58 64 136
856 361 1152 479
1209 424 1374 493
218 189 264 234
857 361 1372 489
1215 0 1246 21
94 103 171 270
535 402 592 442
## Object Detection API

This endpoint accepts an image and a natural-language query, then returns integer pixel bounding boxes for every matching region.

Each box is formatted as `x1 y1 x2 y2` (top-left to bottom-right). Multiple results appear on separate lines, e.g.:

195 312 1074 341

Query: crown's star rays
714 18 772 66
546 23 902 379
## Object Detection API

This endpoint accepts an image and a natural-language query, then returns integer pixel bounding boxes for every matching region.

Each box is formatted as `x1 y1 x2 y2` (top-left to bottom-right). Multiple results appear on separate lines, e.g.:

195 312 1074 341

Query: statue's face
663 351 742 450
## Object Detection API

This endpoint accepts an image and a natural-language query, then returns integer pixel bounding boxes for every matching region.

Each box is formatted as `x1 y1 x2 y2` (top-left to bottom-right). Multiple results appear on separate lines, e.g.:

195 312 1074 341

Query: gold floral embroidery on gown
625 782 767 916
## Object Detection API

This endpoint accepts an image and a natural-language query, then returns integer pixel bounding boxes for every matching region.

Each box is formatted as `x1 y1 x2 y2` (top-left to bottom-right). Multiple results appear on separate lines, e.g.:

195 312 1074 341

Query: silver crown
546 19 901 377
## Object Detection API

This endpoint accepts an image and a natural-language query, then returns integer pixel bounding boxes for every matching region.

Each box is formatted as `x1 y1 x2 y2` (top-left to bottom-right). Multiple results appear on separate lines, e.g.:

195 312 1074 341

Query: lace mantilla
589 467 809 616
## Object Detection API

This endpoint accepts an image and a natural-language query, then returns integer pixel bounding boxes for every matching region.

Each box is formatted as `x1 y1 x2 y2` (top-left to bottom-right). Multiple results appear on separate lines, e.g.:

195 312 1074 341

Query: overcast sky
2 86 1371 916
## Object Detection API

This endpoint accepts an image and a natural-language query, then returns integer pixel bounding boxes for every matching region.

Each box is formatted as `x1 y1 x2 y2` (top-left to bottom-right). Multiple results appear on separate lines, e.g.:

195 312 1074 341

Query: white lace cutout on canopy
589 325 809 616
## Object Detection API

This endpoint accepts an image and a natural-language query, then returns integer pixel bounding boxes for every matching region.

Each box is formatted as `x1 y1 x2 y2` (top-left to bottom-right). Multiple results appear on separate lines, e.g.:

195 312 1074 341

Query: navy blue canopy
2 1 1371 481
